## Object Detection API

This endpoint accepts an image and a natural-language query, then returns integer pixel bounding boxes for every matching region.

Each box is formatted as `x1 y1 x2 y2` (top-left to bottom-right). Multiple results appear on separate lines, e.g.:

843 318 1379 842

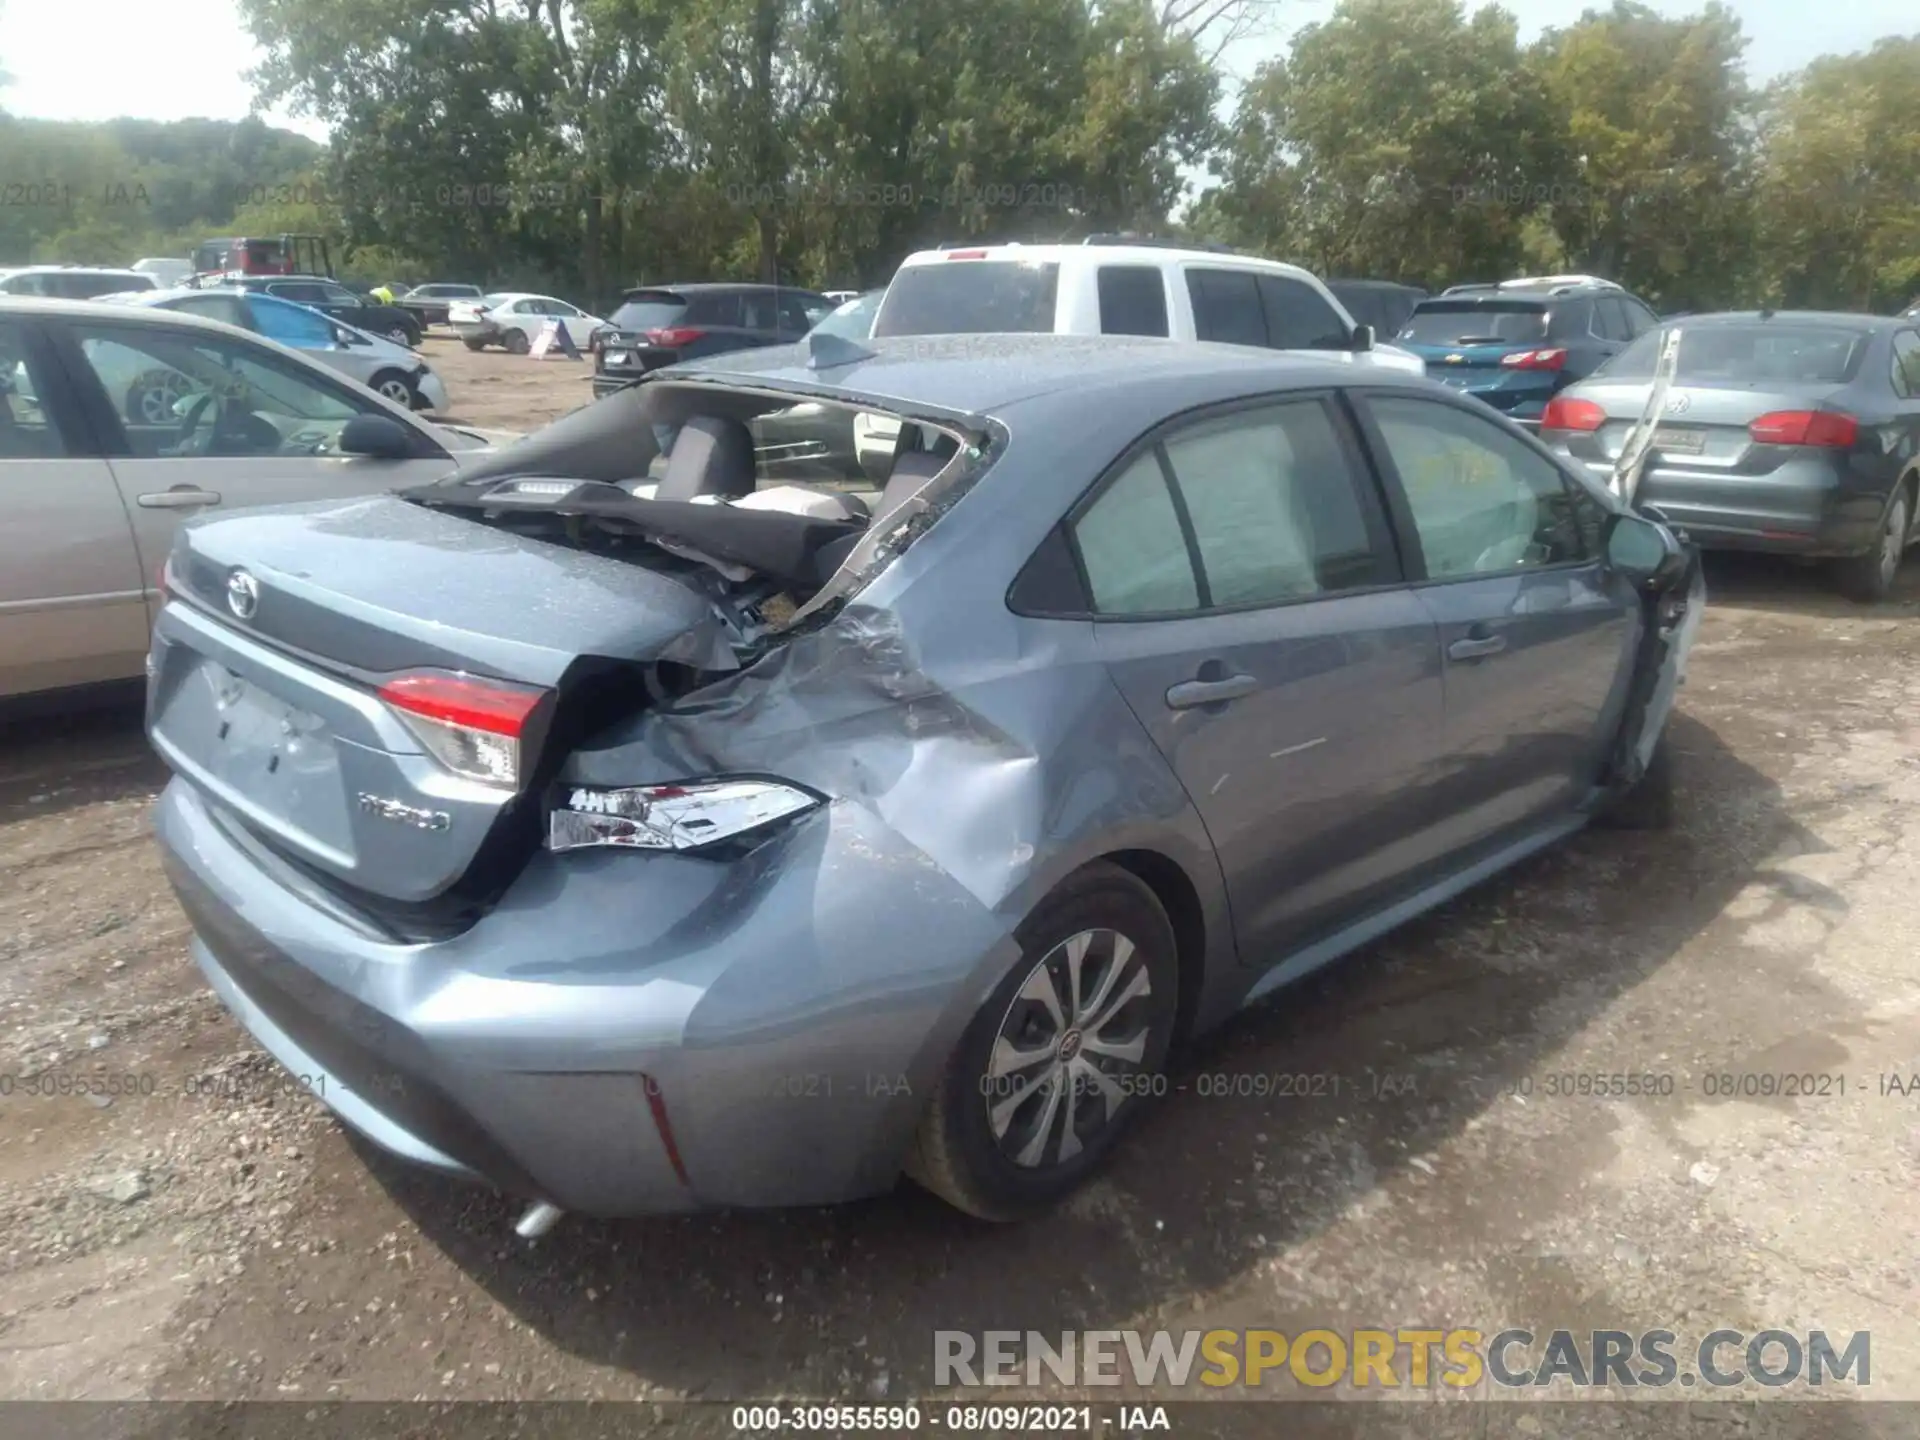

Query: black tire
503 329 531 355
367 369 418 408
905 862 1177 1221
462 336 487 352
1598 735 1675 831
1833 486 1911 603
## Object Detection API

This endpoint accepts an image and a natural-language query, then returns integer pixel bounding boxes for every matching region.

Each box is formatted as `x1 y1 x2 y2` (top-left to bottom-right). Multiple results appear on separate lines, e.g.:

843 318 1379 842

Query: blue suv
1394 276 1661 429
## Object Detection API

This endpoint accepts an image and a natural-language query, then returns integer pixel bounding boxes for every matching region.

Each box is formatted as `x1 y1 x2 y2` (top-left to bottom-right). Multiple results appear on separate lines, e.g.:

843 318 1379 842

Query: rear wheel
1833 488 1910 603
124 369 191 426
367 369 418 408
503 329 531 355
906 863 1177 1221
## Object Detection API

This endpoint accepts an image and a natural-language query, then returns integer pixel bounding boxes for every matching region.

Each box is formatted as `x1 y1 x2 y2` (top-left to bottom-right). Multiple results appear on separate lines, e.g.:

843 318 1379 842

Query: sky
0 0 1912 141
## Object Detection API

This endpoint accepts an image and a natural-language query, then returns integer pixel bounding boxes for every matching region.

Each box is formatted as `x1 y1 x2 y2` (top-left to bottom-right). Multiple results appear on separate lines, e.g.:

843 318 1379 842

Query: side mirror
1349 322 1374 352
339 412 416 460
1605 511 1687 590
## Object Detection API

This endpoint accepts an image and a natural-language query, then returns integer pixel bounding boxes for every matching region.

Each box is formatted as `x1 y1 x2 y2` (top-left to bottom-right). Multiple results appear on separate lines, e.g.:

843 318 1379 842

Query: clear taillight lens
549 780 820 853
378 671 546 789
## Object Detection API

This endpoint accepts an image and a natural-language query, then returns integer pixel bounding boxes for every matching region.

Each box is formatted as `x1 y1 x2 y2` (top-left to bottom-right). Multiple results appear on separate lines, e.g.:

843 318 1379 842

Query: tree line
2 0 1915 315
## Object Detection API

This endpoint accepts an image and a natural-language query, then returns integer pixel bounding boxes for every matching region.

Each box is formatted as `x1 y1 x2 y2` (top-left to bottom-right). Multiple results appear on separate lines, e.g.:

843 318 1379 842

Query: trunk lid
1550 381 1851 473
149 495 740 907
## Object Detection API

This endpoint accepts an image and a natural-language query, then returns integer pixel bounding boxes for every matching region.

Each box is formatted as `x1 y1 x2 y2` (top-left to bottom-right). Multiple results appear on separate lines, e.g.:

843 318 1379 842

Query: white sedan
451 293 605 354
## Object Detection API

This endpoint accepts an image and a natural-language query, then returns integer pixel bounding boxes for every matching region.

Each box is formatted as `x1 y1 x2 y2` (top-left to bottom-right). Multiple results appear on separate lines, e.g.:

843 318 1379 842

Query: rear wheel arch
1099 848 1205 1044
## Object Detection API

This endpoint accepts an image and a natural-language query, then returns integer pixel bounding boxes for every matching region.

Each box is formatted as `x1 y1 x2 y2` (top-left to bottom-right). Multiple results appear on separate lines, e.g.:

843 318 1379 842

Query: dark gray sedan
1540 311 1920 600
143 335 1700 1230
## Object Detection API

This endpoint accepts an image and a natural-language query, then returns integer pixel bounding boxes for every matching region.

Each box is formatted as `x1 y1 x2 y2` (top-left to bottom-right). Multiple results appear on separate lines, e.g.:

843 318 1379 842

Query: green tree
1527 1 1757 310
1206 0 1566 285
1754 36 1920 312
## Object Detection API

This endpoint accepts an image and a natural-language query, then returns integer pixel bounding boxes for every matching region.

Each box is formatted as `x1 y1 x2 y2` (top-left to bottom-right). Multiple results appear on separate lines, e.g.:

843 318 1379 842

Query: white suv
873 240 1426 373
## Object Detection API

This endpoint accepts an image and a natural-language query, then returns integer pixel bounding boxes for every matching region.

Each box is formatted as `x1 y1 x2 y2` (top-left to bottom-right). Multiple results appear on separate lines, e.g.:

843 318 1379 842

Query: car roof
619 283 824 297
663 332 1390 414
894 243 1324 285
6 264 149 276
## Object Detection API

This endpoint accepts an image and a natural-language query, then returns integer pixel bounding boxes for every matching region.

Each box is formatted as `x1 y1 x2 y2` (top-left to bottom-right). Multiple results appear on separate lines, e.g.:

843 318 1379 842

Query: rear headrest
873 450 946 528
655 415 756 502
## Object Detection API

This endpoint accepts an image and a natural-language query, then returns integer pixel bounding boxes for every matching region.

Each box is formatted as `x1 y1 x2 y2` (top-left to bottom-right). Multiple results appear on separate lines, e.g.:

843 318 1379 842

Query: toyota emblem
1663 391 1691 414
226 569 260 620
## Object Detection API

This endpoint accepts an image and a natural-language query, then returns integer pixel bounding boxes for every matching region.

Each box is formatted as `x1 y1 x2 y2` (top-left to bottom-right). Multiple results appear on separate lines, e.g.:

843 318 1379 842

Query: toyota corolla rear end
144 385 1017 1223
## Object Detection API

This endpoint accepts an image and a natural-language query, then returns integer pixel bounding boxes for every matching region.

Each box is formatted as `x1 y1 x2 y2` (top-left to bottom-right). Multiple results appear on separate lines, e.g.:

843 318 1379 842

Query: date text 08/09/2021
730 1405 1164 1433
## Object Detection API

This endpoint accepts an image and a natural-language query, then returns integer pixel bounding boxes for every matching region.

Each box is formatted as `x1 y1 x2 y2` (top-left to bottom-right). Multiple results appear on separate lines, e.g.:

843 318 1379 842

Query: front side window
1069 399 1385 615
68 322 385 458
1365 395 1592 578
1184 269 1264 347
247 296 336 347
1256 275 1350 350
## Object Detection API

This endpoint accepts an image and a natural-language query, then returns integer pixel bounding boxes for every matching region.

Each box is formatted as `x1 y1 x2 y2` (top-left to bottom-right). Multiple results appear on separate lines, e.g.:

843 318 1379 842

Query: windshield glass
1603 323 1872 385
808 291 883 340
1398 301 1549 346
874 261 1060 336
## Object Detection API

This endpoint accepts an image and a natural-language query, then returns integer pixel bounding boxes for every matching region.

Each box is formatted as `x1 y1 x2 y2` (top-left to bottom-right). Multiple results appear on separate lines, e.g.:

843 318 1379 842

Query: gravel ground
2 340 1918 1429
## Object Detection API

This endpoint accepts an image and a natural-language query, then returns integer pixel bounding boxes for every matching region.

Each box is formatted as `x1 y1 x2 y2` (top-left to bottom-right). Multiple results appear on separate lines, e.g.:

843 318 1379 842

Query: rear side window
1606 323 1872 385
1399 302 1548 346
1185 269 1264 347
684 292 744 326
1257 275 1350 350
1069 400 1386 615
1096 266 1169 337
873 261 1061 336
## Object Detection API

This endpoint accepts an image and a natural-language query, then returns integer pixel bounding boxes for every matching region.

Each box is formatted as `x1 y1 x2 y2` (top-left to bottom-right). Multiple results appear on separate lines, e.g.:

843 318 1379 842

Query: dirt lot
3 339 1919 1428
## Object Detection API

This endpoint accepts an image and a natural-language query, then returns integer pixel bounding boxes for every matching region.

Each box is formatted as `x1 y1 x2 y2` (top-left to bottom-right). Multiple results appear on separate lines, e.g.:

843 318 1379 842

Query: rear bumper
153 777 1017 1217
1572 457 1884 556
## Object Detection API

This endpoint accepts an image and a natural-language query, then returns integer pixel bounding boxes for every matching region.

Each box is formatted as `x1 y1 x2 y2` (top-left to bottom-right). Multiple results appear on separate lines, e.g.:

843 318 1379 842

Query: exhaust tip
514 1201 564 1239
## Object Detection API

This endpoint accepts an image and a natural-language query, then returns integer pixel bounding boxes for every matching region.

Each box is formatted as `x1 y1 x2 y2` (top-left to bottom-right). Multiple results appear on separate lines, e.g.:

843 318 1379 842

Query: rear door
0 315 150 696
1076 393 1451 963
1352 390 1634 849
49 317 456 599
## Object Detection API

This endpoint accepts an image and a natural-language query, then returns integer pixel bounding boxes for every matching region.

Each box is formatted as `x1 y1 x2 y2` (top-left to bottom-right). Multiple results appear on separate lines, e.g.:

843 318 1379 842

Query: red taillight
378 672 541 736
377 671 546 788
1500 348 1567 371
1748 410 1858 448
1540 397 1605 432
643 326 705 347
945 250 989 260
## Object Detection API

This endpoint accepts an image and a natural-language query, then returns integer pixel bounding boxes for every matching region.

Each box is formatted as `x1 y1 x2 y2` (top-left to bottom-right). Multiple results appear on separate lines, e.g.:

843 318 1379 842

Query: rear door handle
137 487 221 509
1448 633 1507 661
1166 673 1259 709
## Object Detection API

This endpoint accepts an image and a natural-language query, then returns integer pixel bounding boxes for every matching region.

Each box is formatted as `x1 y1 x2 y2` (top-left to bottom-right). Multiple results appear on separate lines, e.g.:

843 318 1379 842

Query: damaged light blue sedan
145 332 1702 1229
